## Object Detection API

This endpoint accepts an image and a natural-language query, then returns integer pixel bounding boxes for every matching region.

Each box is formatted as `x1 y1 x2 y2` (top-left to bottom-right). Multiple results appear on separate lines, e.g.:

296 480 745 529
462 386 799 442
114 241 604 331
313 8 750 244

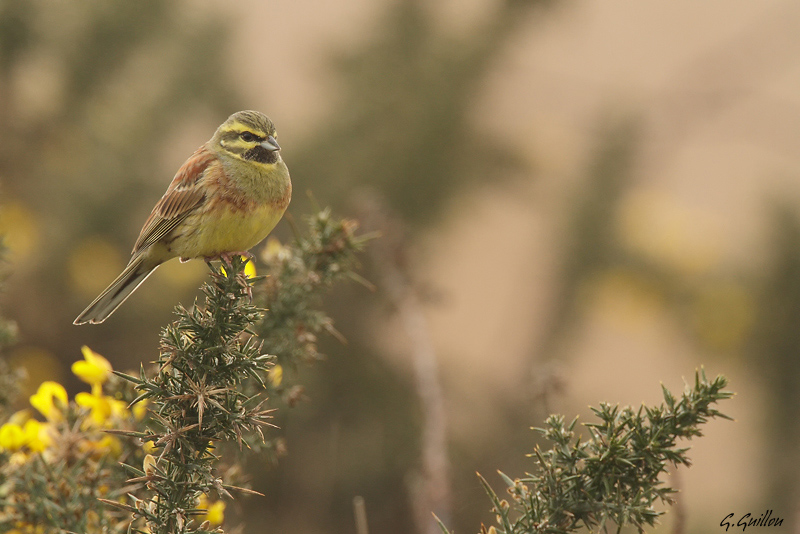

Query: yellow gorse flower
23 419 51 452
75 391 113 426
71 346 135 429
78 433 122 458
198 494 226 526
0 422 26 451
72 346 112 389
220 256 257 278
132 399 148 421
1 349 144 470
205 500 226 526
244 258 257 278
108 396 131 419
269 364 283 387
29 381 68 421
0 412 51 453
142 438 157 454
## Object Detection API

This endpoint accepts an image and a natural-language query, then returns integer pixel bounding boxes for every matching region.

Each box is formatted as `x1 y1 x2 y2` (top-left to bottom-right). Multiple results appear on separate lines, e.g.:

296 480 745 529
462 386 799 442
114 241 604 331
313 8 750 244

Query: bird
74 110 292 325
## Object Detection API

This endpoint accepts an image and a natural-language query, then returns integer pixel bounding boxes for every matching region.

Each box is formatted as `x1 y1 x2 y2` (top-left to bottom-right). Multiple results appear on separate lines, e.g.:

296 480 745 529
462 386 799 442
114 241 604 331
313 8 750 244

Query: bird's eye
240 132 257 142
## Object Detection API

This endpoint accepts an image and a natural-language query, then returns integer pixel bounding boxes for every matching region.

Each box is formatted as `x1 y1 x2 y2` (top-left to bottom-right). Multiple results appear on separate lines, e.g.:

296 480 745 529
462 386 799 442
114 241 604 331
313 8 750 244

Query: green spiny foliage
440 370 732 534
0 358 151 534
253 208 368 370
0 405 139 534
116 256 272 534
107 209 370 533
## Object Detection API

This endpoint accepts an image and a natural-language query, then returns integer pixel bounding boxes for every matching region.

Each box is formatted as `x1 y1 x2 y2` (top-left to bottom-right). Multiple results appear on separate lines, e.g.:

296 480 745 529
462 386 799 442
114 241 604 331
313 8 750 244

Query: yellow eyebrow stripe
225 120 265 137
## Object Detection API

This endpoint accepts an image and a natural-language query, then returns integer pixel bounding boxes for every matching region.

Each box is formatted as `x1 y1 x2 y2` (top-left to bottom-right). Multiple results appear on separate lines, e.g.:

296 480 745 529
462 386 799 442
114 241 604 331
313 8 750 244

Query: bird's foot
201 251 253 265
220 251 255 264
207 252 255 301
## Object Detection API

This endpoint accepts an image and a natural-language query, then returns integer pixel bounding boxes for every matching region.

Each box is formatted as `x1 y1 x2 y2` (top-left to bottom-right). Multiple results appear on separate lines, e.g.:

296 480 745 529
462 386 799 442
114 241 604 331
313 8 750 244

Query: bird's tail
73 255 159 325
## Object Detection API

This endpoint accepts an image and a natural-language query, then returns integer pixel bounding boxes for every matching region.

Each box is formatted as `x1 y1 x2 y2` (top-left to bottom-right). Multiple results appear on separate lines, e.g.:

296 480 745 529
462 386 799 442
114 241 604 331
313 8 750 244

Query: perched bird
74 110 291 325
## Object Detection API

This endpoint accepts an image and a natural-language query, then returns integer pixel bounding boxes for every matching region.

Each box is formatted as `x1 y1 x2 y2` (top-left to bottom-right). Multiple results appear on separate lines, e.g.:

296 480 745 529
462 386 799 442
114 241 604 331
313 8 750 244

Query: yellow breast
171 203 285 259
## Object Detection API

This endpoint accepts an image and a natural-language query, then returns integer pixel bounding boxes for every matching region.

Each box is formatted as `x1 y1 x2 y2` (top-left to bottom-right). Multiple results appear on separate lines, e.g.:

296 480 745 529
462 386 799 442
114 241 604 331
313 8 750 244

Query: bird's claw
219 251 255 264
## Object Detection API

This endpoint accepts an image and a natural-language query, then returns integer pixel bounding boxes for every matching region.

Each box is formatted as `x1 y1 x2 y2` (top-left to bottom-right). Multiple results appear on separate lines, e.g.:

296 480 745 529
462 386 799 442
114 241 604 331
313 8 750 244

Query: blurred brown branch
360 191 451 534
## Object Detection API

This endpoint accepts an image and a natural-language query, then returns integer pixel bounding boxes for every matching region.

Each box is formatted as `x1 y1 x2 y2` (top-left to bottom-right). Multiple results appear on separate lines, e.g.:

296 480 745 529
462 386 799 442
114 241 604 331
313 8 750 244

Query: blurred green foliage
0 239 22 419
0 0 241 384
291 0 539 226
750 206 800 516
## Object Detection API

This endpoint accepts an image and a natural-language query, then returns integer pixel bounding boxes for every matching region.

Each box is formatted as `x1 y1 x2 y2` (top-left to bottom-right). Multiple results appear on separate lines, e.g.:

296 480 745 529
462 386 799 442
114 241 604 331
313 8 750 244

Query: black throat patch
243 145 279 165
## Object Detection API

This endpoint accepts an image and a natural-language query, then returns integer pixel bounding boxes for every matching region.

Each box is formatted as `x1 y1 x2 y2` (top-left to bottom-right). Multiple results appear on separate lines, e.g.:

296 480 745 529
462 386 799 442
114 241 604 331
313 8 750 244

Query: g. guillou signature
721 510 784 531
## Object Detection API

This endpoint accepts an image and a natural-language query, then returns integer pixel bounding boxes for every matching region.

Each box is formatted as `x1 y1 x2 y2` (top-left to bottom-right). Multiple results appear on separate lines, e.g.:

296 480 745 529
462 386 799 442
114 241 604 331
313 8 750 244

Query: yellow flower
205 500 226 526
142 439 157 454
244 259 257 278
97 434 122 456
132 399 149 421
75 391 112 426
23 419 51 452
198 494 226 526
72 346 112 388
79 434 122 457
108 397 131 419
30 381 68 421
0 422 26 451
269 364 283 387
220 256 257 278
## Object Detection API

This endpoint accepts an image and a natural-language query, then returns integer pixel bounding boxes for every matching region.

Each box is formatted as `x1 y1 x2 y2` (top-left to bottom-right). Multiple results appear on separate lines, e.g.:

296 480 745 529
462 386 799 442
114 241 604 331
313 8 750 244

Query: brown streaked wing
132 146 217 254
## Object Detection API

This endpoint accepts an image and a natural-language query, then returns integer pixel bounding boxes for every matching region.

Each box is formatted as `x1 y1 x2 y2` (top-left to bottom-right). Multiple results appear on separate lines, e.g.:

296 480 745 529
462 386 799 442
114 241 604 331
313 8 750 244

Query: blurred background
1 0 799 533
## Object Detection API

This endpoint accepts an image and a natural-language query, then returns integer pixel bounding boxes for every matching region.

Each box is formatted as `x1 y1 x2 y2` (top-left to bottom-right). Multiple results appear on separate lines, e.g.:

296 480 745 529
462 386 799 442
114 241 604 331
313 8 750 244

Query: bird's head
212 110 282 166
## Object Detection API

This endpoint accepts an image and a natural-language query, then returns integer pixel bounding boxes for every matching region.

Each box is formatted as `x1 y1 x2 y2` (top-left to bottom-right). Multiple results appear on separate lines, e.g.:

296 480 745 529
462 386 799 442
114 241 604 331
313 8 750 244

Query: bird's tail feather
73 255 158 325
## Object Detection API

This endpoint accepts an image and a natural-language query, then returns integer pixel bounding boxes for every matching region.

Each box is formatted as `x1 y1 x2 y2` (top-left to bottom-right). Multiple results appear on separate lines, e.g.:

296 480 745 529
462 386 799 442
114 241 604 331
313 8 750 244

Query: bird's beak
261 136 281 152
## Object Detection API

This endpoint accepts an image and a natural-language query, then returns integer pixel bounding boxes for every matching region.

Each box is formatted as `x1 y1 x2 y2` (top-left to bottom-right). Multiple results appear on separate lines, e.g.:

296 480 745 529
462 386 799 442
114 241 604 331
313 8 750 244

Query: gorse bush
0 209 367 534
0 348 149 533
438 371 732 534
